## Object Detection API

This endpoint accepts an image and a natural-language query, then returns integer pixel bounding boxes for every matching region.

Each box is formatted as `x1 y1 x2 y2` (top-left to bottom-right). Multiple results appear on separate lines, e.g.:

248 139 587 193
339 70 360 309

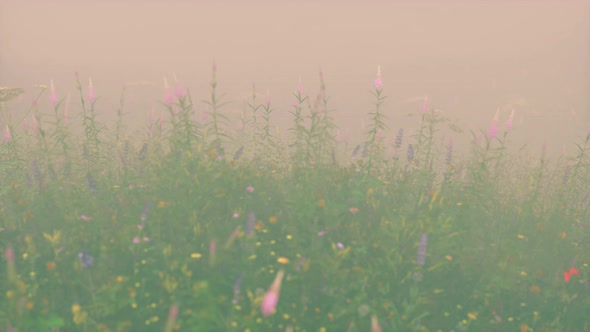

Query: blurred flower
297 76 304 95
374 65 383 90
246 186 254 193
487 110 499 139
336 242 345 250
232 212 240 219
349 207 359 214
209 240 216 265
394 128 404 149
87 78 95 103
417 233 428 266
133 237 141 244
164 304 179 332
421 96 429 114
261 269 285 316
50 79 58 107
4 125 11 143
265 89 271 107
563 267 579 283
232 272 243 304
80 215 91 221
246 212 255 236
277 257 289 264
371 314 382 332
407 144 414 163
78 251 93 269
317 231 327 237
505 109 514 131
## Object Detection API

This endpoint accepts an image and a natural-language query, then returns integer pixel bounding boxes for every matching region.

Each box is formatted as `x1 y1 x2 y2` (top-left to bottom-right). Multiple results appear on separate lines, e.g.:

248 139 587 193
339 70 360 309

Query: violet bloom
246 212 255 236
78 250 94 269
232 272 244 304
417 233 428 266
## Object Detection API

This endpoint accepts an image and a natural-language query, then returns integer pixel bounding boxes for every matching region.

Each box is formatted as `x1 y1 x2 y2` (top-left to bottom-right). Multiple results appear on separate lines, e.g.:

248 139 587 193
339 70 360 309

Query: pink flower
133 237 141 244
317 231 326 237
87 78 95 103
246 186 254 193
4 125 11 143
371 314 383 332
261 269 285 316
336 242 345 250
487 110 499 139
421 96 429 114
374 65 383 90
232 213 240 219
50 80 58 107
297 76 304 95
505 109 514 131
5 245 14 262
265 89 271 107
80 215 92 221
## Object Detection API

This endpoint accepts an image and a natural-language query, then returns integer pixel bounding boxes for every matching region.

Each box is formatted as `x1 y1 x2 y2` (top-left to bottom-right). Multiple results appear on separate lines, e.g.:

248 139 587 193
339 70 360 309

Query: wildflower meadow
0 66 589 331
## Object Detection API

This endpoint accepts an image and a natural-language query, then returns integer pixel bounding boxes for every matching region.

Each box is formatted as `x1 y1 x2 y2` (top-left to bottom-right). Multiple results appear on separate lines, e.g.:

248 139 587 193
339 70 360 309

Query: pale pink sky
1 0 589 153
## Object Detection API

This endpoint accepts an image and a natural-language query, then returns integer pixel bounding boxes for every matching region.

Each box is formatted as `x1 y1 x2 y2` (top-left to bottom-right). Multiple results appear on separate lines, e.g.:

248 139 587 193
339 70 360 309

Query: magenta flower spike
505 109 514 131
87 78 95 104
261 269 285 317
265 89 271 107
374 65 383 90
49 80 58 107
297 76 304 95
487 109 499 139
371 314 383 332
4 125 11 143
421 96 429 114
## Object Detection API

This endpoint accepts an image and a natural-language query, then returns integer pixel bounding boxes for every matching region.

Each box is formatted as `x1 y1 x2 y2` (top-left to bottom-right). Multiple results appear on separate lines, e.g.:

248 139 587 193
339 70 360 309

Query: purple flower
246 212 255 236
232 272 243 304
78 250 94 269
394 128 403 149
417 233 428 266
407 144 414 163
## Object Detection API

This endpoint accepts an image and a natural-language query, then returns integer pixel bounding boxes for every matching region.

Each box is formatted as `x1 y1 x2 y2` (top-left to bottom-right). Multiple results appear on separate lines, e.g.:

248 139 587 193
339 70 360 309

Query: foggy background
1 0 589 157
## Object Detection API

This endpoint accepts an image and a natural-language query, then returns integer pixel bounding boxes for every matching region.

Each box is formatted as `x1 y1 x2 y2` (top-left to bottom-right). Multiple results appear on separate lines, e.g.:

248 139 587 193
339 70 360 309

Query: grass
0 66 589 332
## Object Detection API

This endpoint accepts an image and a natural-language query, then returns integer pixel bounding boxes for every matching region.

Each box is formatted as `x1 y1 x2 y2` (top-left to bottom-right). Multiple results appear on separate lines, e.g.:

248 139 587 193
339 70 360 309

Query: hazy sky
1 0 589 154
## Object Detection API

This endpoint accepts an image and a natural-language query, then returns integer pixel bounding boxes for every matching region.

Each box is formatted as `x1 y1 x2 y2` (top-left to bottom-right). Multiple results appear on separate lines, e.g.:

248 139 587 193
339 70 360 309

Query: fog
1 0 589 156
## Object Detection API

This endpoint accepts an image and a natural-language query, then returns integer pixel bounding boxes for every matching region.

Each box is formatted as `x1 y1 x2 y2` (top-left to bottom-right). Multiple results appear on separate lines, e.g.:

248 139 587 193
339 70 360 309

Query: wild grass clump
0 66 589 332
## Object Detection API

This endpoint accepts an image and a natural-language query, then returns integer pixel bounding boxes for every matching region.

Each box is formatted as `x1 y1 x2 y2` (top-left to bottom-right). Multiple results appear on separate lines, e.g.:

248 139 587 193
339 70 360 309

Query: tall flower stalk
365 65 388 172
